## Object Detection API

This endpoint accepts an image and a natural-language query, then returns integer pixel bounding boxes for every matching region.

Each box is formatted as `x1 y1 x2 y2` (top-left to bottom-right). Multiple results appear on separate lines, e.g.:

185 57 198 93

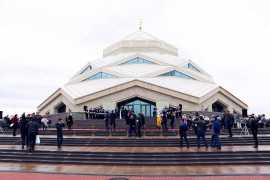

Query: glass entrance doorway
117 97 156 117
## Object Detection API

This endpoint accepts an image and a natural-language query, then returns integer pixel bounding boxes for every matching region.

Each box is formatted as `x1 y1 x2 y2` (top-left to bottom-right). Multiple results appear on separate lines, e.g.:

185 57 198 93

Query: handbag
36 135 40 144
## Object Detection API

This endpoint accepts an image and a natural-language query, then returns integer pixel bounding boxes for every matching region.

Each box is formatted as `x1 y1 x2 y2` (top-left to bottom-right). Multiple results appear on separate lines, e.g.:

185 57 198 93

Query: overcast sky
0 0 270 117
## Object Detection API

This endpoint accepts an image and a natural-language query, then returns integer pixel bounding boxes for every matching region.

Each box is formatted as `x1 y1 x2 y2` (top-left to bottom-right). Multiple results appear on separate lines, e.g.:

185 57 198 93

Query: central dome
103 31 178 57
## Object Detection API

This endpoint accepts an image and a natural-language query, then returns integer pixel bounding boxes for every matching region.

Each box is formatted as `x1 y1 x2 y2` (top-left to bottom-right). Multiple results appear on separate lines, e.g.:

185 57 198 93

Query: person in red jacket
10 114 19 136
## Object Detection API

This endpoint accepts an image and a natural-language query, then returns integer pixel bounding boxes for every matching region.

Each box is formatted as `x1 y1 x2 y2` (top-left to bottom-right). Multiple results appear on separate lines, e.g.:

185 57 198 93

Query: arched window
159 70 194 80
86 72 115 80
121 57 154 65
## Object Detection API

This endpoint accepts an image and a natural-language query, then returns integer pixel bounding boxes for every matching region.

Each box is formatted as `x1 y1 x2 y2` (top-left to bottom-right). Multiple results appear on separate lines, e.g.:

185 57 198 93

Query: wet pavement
0 162 269 176
0 145 269 176
0 144 268 153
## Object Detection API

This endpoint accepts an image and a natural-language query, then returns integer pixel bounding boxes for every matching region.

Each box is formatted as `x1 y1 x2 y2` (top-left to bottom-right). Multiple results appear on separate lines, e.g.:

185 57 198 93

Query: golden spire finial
139 19 143 31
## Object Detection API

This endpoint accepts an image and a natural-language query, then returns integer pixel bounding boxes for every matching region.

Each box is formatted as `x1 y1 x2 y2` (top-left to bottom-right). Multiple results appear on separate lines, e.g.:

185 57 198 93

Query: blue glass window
160 70 194 79
187 63 200 72
121 57 154 65
87 72 115 80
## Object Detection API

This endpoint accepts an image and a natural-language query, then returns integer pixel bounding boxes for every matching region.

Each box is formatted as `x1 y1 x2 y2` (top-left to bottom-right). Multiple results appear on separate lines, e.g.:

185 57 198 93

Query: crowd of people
0 105 267 152
83 105 106 119
0 112 74 152
155 108 261 149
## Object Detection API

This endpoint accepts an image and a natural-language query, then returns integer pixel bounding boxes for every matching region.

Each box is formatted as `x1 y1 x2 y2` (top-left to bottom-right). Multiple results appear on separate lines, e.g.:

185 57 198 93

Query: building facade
37 30 248 116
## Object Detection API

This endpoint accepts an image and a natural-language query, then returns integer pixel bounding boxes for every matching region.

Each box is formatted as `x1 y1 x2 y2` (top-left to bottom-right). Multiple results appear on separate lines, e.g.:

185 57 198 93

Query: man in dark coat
66 113 73 130
20 113 28 149
26 115 39 152
138 112 145 129
211 116 222 149
56 118 65 149
161 111 168 130
179 117 189 148
223 111 234 137
136 113 144 137
196 116 208 148
128 113 136 137
249 114 259 148
192 112 200 135
104 111 110 130
110 110 116 130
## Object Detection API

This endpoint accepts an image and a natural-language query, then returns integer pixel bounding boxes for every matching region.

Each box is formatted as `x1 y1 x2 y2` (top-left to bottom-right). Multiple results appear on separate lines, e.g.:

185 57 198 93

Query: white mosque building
37 29 248 116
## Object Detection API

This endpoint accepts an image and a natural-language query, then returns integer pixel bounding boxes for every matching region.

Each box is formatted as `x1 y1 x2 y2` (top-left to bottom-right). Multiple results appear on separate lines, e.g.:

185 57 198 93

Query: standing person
20 113 28 149
66 113 73 130
179 115 189 148
11 114 19 136
192 112 200 135
234 112 241 129
249 114 259 148
83 106 88 119
153 108 157 122
128 113 136 137
178 104 183 119
104 111 110 130
223 110 234 137
110 110 116 130
196 116 208 148
156 113 162 129
136 115 143 137
26 115 39 152
170 111 175 129
138 112 145 129
41 116 49 131
211 116 222 149
161 110 168 130
56 118 65 149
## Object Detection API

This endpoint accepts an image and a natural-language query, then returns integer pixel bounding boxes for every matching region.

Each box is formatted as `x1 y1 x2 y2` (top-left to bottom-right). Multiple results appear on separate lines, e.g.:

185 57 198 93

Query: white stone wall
201 92 243 114
77 86 199 113
39 94 76 115
39 87 245 115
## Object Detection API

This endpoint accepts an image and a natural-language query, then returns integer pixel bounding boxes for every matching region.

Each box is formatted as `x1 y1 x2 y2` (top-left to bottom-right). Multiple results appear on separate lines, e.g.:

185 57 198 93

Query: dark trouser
105 119 109 130
211 134 221 148
28 133 37 152
197 133 208 148
129 125 136 136
193 127 197 136
85 112 88 119
137 126 142 137
180 132 189 147
251 128 258 147
170 119 175 129
13 125 17 136
21 130 27 147
162 121 168 130
42 124 47 131
228 127 233 137
57 134 63 148
67 123 72 130
110 120 116 129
